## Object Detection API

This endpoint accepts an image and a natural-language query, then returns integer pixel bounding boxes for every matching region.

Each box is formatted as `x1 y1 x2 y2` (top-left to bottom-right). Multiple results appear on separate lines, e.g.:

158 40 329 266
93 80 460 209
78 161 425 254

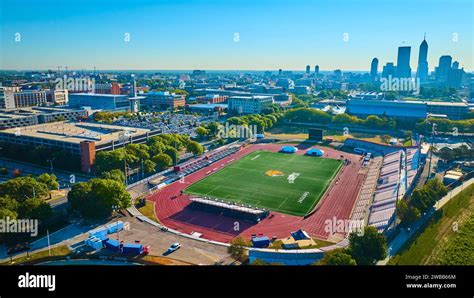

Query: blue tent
306 148 324 156
252 236 270 248
280 146 298 153
291 229 310 241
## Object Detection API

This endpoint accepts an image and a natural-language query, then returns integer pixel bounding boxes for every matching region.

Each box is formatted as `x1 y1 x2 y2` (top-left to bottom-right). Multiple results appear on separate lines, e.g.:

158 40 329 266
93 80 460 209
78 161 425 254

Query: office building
68 93 131 111
382 63 396 79
305 65 310 74
0 86 5 109
46 89 69 105
2 88 47 109
228 95 273 114
416 36 429 82
142 91 185 109
111 83 121 95
314 65 319 75
435 55 453 83
370 58 379 81
396 46 411 78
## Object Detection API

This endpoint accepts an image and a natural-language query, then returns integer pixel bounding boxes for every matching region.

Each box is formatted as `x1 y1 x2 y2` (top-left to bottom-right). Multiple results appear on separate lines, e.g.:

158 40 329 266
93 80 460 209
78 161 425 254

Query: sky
0 0 472 71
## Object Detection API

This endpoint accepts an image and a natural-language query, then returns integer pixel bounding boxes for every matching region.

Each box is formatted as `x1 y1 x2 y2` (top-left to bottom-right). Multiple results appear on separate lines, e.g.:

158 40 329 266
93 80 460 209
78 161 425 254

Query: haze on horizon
0 0 472 72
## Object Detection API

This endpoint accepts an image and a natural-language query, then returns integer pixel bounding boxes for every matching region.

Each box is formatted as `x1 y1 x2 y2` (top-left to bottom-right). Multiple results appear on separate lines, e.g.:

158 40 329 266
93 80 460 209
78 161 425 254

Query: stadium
147 142 371 243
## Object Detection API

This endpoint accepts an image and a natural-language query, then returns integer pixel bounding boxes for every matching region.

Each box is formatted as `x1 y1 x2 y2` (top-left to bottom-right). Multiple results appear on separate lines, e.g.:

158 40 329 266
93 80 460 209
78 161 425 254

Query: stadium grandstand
367 147 421 232
173 145 240 174
188 196 270 223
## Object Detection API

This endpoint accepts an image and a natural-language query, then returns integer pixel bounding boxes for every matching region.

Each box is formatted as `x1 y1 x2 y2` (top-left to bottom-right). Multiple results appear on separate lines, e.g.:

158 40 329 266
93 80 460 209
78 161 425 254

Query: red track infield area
148 143 367 243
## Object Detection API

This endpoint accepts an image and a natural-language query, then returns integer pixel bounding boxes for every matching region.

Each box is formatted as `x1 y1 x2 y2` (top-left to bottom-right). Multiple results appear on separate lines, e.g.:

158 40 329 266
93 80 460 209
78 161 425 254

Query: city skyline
0 0 473 71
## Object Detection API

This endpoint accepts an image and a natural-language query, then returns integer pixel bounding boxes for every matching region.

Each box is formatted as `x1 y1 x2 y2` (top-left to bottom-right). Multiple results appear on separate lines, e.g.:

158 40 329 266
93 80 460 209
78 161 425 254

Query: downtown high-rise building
382 62 396 79
396 46 411 78
416 36 429 82
314 65 320 75
305 65 310 74
435 55 452 83
370 58 379 81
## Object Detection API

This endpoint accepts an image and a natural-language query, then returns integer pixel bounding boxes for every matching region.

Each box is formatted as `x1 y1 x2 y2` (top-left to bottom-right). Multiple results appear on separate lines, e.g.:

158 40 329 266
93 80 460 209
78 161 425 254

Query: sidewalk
0 222 94 262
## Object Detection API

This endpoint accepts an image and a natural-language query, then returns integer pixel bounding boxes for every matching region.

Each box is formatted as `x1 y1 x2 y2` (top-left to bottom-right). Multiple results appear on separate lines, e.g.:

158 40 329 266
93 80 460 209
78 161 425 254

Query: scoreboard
308 128 324 141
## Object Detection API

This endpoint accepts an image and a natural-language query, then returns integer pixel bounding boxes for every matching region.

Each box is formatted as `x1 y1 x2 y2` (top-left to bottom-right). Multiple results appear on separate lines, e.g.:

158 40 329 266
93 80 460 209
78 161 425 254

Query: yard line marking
251 154 260 161
277 196 289 209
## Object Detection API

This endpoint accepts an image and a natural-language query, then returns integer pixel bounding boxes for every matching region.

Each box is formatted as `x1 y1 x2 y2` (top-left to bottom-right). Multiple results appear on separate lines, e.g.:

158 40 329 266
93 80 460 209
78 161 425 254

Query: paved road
0 158 89 188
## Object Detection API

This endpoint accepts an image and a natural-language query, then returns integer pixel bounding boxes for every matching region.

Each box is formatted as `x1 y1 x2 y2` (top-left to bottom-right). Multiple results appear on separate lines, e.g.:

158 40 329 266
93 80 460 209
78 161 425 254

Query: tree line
282 108 474 133
94 134 204 177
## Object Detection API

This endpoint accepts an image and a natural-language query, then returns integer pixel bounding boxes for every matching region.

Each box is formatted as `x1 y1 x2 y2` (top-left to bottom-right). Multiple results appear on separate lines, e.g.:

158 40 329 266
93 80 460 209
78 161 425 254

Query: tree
143 160 157 174
195 126 209 140
316 248 357 265
206 122 220 137
100 169 126 184
348 226 387 265
18 197 53 221
95 149 126 174
164 146 179 165
0 177 49 202
396 199 420 224
186 141 204 156
68 178 131 219
125 144 150 162
228 236 248 260
37 173 59 190
0 196 19 219
152 154 173 170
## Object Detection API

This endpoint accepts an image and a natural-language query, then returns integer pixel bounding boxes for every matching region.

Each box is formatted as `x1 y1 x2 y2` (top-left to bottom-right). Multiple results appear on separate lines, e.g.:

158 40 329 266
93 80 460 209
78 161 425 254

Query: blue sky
0 0 472 71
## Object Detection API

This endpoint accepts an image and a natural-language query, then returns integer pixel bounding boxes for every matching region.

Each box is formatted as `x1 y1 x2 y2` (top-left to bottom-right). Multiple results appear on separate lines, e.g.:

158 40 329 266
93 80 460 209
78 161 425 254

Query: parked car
167 242 181 253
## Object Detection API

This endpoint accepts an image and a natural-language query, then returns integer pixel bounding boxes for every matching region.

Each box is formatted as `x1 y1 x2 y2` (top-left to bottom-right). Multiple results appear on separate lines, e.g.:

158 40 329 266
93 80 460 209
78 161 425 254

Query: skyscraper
416 36 429 82
382 62 396 79
370 58 379 81
314 65 319 75
306 65 310 74
396 46 411 78
435 55 452 83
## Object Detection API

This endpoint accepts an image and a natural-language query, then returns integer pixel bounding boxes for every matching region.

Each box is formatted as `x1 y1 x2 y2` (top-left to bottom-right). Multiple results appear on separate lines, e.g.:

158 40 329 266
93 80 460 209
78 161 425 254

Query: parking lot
105 216 233 265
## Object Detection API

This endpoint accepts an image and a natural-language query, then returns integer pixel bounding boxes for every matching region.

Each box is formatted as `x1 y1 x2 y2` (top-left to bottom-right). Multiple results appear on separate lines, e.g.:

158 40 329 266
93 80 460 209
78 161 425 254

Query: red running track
148 143 366 243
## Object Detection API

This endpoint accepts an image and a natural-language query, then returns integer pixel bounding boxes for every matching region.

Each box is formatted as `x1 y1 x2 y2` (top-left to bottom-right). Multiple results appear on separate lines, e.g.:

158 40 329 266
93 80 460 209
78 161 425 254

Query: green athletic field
184 150 343 217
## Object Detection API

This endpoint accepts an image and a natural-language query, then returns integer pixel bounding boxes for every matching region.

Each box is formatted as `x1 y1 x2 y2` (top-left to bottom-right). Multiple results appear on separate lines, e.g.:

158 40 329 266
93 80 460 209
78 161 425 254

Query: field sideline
184 150 342 217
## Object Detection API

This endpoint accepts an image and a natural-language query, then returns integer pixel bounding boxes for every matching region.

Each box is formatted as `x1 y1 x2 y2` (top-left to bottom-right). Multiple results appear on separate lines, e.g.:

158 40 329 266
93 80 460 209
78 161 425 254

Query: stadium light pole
427 122 436 180
47 158 55 174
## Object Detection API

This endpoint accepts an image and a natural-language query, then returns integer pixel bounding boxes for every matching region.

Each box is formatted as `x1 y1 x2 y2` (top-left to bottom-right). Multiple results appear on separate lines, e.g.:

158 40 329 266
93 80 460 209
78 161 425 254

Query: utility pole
141 159 144 179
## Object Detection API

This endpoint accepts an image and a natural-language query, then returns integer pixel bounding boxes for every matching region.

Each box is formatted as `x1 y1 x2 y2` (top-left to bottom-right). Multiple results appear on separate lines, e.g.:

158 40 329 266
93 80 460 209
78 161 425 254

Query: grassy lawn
137 201 159 223
1 245 71 265
184 150 342 216
142 255 192 265
389 184 474 265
